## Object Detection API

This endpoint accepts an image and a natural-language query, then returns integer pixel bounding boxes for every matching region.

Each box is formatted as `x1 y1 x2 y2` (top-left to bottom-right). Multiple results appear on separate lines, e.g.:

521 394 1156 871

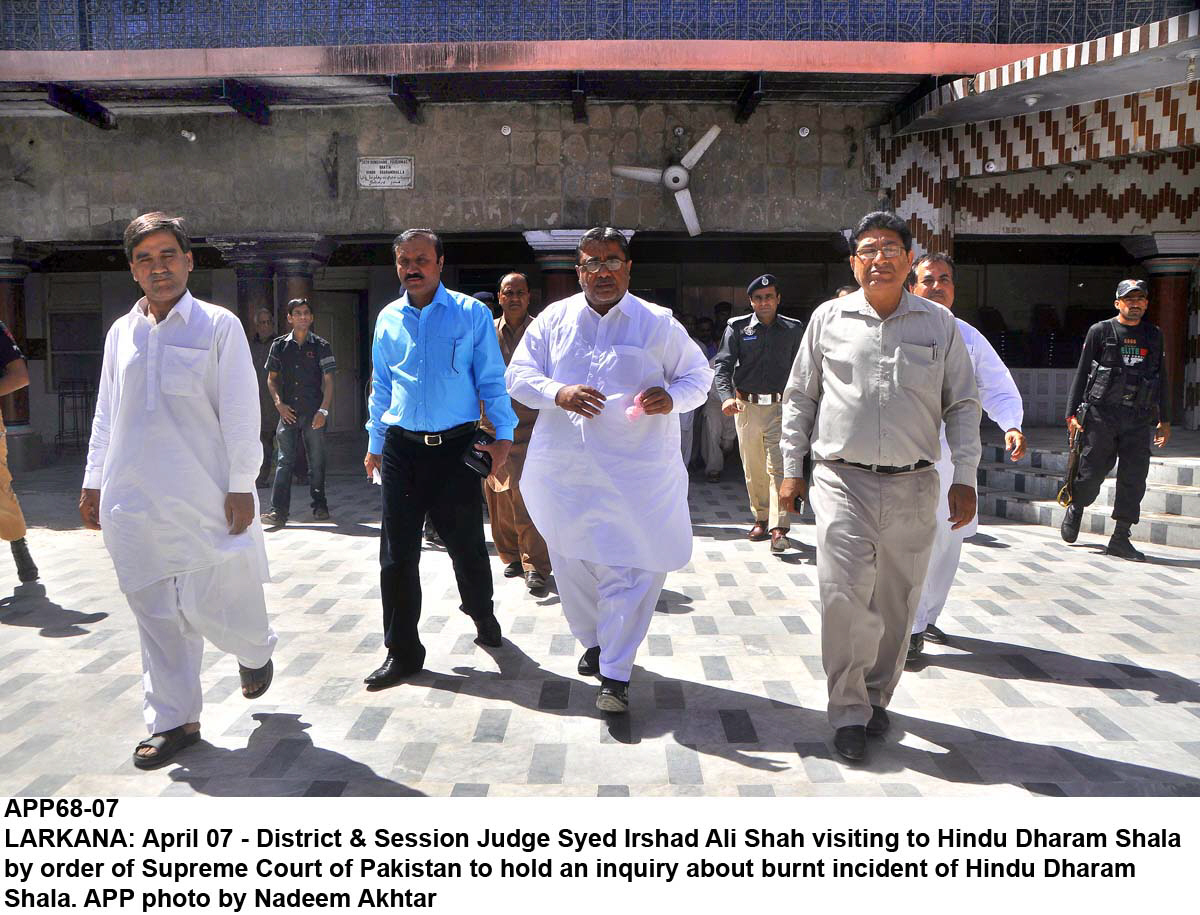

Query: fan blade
611 165 664 184
674 188 702 237
680 125 721 170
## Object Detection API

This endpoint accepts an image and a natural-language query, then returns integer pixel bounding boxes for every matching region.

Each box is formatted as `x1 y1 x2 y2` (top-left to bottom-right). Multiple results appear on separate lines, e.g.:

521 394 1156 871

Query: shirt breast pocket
896 342 939 392
604 344 655 394
431 334 470 376
161 344 208 397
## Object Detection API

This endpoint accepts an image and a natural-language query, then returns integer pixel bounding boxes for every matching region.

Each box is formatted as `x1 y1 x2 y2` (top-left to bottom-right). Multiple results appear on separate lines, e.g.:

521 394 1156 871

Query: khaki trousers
735 400 790 530
0 427 27 542
484 445 550 575
811 460 938 729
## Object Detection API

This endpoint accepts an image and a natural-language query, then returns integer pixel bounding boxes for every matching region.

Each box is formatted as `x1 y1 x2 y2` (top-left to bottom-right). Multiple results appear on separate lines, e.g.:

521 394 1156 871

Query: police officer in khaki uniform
1061 279 1170 561
0 320 38 583
780 212 981 762
714 274 805 552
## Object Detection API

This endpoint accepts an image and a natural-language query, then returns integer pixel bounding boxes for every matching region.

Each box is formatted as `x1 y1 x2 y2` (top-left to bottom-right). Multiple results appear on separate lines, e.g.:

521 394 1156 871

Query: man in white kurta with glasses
81 212 276 771
506 227 713 714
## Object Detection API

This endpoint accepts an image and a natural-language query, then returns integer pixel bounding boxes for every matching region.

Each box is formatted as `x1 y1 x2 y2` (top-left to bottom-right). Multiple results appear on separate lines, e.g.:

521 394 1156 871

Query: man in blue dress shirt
362 228 518 689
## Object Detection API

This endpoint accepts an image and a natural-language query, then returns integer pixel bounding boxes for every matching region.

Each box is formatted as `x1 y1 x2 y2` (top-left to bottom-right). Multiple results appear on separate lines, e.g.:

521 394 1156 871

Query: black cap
747 274 779 297
475 291 496 305
1115 279 1148 298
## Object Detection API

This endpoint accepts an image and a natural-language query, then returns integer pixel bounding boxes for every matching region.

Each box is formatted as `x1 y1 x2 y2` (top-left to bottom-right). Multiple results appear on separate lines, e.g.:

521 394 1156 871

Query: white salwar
507 292 713 680
85 292 276 733
912 318 1023 635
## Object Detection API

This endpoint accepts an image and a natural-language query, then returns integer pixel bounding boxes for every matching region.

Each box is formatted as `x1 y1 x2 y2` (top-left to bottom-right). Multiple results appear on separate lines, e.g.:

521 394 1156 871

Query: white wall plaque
357 157 414 189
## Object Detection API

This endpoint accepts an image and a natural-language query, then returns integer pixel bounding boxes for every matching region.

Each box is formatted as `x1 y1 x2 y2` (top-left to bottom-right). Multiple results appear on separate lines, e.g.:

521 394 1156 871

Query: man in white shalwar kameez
906 254 1025 663
81 213 276 770
506 227 713 713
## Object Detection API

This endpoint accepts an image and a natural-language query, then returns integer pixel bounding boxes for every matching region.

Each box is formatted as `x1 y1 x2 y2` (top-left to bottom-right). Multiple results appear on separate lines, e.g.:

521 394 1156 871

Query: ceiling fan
611 125 721 237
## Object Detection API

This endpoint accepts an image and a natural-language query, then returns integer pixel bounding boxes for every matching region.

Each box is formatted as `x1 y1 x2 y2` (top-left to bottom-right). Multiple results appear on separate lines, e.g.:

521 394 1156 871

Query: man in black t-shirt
1061 279 1170 561
0 321 39 582
261 298 336 527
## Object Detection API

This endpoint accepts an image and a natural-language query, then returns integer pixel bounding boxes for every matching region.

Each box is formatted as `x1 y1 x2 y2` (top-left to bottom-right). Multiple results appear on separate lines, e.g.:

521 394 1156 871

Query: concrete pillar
213 235 334 334
233 260 274 334
273 257 323 327
1124 233 1200 427
534 251 579 308
0 260 31 427
1186 261 1200 433
523 229 634 311
1143 256 1194 424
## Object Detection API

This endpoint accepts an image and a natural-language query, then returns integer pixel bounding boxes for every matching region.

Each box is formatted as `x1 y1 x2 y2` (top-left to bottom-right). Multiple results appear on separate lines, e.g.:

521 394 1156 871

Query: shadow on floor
412 642 1200 796
911 634 1200 705
167 712 424 797
0 584 108 637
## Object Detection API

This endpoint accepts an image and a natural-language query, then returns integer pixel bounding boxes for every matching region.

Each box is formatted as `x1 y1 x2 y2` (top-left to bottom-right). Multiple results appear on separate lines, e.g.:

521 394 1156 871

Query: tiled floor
2 454 1199 797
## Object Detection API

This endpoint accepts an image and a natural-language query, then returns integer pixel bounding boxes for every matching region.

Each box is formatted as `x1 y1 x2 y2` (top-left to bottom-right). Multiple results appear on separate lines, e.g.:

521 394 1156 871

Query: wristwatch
317 408 329 416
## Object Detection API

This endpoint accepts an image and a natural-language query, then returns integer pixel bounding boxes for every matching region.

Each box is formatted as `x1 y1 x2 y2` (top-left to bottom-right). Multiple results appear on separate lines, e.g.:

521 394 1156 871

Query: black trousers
1073 405 1154 525
380 426 493 662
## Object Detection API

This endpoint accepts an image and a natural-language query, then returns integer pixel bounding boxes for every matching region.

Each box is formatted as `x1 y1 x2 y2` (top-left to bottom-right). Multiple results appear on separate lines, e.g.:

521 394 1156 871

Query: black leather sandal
239 658 274 699
132 726 200 770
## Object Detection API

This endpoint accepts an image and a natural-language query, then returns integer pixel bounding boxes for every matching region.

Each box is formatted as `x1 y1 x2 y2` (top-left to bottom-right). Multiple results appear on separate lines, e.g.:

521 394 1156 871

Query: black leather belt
834 458 933 475
737 390 784 404
393 421 477 446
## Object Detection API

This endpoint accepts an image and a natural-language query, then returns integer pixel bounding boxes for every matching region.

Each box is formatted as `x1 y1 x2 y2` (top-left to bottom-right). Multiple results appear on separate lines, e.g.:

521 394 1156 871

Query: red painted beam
0 40 1058 82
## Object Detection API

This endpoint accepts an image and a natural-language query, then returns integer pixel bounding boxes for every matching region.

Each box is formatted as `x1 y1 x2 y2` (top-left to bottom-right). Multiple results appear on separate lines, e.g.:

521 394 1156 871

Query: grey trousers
811 460 938 729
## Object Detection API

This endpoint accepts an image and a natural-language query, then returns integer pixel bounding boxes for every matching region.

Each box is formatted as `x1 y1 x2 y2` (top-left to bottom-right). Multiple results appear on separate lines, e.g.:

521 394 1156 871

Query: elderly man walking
906 253 1025 662
506 227 713 713
780 212 981 762
81 213 276 770
481 271 552 596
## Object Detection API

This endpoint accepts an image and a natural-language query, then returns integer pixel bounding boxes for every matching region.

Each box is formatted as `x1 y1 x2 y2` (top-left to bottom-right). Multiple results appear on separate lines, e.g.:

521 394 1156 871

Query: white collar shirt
505 291 714 571
83 292 268 593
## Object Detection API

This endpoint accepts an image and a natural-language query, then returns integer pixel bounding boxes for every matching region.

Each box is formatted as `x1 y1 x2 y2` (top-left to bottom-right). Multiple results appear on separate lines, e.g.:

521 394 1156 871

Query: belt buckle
424 433 442 446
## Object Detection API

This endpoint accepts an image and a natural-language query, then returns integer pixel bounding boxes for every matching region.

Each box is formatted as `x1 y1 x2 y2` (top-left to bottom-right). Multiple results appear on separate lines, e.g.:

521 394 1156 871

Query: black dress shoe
525 570 547 594
363 652 424 689
502 561 523 578
1060 503 1082 543
596 677 629 714
906 631 924 663
865 705 890 737
578 646 600 678
923 623 948 645
473 613 503 647
833 725 867 761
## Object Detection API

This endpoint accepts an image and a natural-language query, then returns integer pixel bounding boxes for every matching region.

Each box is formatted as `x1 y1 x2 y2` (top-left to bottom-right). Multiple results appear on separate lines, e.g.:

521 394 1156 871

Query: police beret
746 274 779 297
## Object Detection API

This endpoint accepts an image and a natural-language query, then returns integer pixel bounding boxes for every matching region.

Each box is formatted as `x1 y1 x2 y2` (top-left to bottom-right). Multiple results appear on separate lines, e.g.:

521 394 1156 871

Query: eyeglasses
854 244 906 261
578 257 627 274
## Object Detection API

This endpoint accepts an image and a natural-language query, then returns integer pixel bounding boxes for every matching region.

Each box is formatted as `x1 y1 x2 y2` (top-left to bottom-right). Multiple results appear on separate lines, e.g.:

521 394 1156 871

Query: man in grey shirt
779 211 981 763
